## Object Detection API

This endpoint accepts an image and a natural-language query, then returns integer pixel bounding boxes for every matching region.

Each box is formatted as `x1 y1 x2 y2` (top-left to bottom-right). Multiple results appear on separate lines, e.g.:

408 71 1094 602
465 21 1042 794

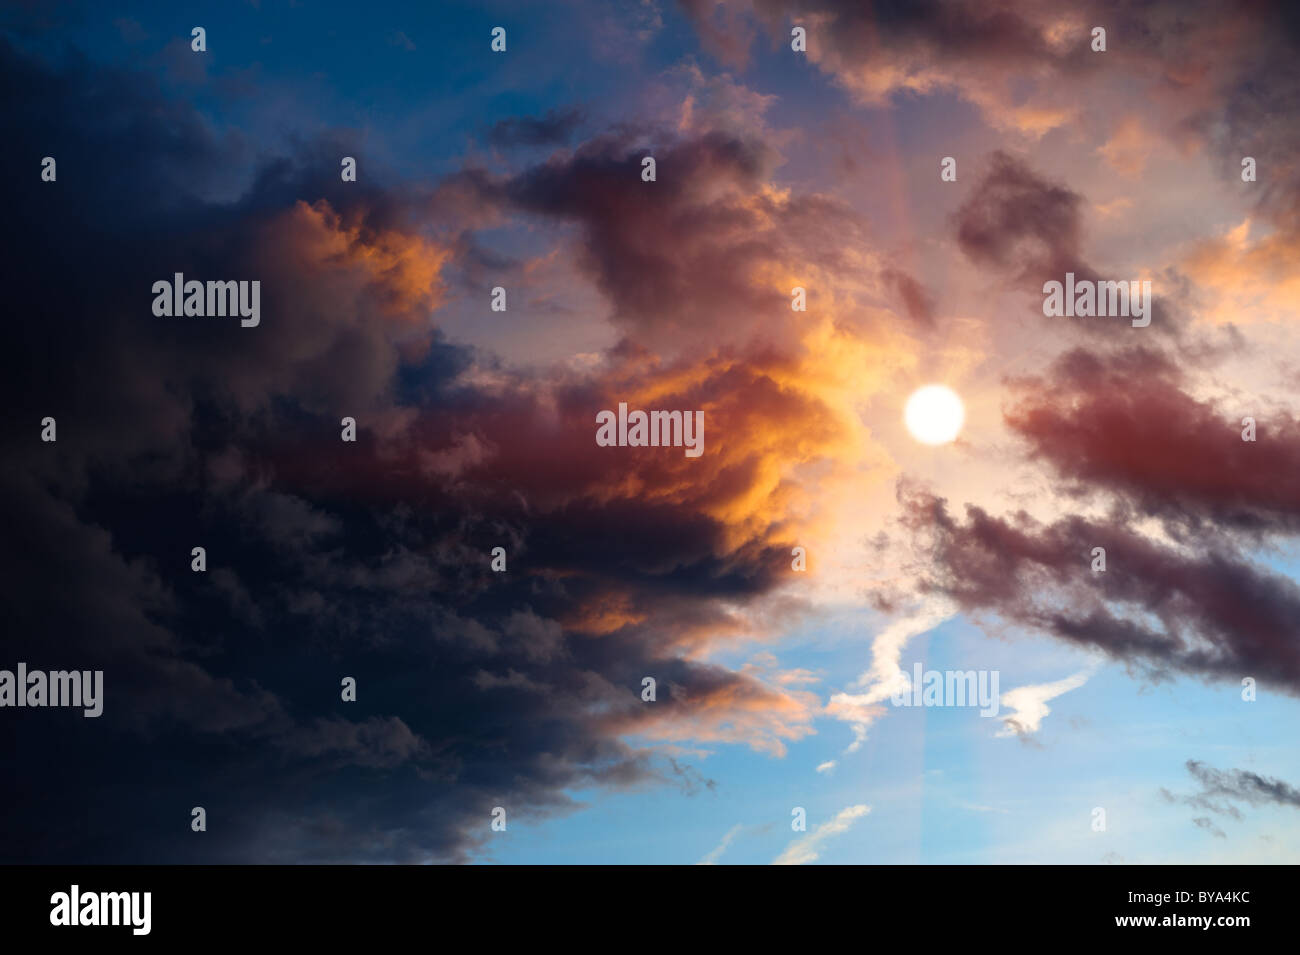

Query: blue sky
488 608 1300 864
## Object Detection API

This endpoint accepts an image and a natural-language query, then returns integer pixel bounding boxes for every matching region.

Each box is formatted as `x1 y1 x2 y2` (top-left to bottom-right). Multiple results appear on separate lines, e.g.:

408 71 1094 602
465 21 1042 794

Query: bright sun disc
904 385 965 445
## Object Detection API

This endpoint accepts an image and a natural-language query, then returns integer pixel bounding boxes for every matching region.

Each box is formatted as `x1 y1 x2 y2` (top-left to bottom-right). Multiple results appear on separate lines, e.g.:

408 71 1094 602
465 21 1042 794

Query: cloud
282 716 428 770
825 598 955 750
996 667 1095 738
681 0 1101 135
697 823 744 864
1003 347 1300 537
897 483 1300 696
678 0 759 68
1096 115 1158 178
773 804 870 865
1162 761 1300 839
953 150 1083 283
1192 816 1227 838
1185 760 1300 811
881 268 936 328
684 0 1300 152
948 152 1178 338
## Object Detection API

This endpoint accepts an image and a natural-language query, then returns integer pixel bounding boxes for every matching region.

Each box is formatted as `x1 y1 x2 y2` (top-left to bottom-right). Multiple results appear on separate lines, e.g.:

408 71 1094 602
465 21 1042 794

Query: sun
904 384 965 445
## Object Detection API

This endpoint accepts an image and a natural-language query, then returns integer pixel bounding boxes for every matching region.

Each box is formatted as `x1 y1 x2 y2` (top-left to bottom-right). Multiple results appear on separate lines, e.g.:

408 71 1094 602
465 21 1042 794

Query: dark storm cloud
437 128 873 352
896 481 1300 695
503 130 777 335
1 35 819 863
435 105 910 354
1005 348 1300 537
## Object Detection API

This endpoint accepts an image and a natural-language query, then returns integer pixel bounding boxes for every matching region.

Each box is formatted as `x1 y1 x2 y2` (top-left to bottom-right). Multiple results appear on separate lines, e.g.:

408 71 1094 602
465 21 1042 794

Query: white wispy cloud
773 804 870 865
697 823 744 865
825 599 955 751
997 667 1096 738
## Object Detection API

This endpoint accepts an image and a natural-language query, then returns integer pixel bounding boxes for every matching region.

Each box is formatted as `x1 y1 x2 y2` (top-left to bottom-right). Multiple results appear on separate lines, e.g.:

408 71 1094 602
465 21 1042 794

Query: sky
1 0 1299 864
